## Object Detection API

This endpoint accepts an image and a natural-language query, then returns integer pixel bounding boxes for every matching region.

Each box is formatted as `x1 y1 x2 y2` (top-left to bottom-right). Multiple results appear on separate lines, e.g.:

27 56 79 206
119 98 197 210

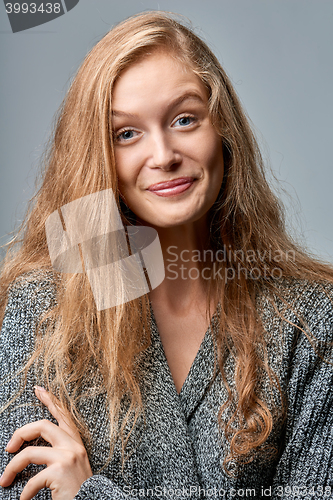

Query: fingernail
5 438 12 451
34 386 46 393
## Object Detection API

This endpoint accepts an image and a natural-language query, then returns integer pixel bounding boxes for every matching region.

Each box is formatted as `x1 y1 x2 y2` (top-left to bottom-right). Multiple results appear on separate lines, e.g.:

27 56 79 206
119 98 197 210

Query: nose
146 130 182 171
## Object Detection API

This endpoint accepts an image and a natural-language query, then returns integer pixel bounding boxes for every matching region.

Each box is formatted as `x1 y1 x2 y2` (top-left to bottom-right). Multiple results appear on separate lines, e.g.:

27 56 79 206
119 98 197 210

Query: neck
138 217 217 313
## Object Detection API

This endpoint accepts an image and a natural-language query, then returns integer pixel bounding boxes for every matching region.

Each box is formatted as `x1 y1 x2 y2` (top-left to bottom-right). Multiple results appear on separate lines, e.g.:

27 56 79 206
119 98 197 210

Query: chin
131 198 210 227
147 212 207 228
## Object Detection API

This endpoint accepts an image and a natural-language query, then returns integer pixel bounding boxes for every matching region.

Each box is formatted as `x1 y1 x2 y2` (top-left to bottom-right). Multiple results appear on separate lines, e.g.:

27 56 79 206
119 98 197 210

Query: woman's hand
0 386 93 500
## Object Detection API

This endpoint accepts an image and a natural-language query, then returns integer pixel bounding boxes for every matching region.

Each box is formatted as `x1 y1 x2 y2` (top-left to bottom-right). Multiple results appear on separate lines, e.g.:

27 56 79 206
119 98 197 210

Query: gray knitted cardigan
1 273 333 500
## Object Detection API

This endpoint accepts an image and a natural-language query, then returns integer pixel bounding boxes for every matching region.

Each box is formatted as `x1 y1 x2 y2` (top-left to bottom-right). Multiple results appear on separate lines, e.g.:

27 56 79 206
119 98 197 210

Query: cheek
186 127 223 173
115 151 137 192
198 133 224 180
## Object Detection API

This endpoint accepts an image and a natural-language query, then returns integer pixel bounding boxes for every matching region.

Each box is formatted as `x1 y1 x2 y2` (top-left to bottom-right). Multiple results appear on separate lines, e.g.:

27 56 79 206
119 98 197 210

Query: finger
34 387 82 444
20 468 51 500
5 419 74 452
0 446 56 487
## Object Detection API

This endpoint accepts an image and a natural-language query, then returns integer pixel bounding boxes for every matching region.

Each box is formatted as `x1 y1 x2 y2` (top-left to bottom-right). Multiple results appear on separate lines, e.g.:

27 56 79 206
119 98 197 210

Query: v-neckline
149 303 220 418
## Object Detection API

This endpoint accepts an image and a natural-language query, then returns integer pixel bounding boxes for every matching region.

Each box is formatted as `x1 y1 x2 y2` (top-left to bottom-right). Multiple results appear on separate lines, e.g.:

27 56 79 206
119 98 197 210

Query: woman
1 10 333 500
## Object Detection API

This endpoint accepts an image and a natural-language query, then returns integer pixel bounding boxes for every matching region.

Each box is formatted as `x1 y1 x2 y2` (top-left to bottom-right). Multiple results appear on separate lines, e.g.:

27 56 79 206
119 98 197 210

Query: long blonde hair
1 10 333 474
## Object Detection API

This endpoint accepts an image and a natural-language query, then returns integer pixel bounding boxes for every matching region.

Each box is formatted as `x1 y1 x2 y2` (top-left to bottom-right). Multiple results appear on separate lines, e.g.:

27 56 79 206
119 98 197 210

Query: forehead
112 51 208 113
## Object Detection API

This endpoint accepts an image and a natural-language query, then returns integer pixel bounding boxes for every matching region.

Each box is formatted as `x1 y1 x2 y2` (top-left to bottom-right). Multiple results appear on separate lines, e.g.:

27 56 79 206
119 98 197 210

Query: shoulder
5 269 58 315
7 268 58 301
1 269 58 362
253 278 333 421
256 278 333 389
258 277 333 340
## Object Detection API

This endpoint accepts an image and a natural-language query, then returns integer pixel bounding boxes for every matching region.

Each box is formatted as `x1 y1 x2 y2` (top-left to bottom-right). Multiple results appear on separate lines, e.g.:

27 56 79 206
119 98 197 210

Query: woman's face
112 51 224 228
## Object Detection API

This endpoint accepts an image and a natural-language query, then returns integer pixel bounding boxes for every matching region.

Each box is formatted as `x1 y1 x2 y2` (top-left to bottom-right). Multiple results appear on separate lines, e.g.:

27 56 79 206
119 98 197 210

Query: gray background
1 0 332 262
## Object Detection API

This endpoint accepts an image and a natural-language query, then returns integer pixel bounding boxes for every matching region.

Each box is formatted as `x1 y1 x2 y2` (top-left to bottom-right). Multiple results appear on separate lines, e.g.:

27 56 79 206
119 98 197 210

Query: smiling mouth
147 177 196 197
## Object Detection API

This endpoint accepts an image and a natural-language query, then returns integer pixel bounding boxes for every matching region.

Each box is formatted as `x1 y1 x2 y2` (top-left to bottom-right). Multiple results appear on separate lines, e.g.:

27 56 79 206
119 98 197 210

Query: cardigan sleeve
74 476 139 500
0 276 56 499
271 284 333 499
0 276 145 500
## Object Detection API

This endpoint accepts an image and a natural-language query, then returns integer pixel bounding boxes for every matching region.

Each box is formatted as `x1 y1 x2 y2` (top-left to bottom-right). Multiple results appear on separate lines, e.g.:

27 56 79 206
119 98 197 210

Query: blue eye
114 129 138 143
118 130 134 141
174 116 196 127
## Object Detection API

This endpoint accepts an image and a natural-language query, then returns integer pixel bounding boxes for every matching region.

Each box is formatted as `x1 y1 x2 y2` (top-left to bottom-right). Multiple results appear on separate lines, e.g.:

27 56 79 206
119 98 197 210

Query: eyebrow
111 91 206 118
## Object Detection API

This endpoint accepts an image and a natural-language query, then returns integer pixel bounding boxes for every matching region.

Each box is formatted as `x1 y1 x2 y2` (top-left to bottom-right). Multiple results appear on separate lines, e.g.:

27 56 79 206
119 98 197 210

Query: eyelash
114 128 137 143
173 114 197 127
113 114 197 143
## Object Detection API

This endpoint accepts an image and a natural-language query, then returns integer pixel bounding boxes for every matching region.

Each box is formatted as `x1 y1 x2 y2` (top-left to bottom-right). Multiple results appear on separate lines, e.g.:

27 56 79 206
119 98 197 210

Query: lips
147 177 195 192
146 177 196 198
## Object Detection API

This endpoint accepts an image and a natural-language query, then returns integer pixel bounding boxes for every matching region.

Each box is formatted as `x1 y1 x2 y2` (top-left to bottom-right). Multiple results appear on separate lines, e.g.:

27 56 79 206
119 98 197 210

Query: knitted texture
1 273 333 499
